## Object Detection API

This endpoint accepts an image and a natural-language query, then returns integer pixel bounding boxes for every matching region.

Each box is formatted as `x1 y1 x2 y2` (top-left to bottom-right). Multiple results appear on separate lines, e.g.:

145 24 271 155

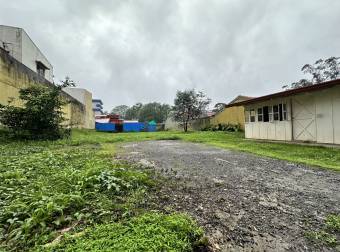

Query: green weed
41 212 204 252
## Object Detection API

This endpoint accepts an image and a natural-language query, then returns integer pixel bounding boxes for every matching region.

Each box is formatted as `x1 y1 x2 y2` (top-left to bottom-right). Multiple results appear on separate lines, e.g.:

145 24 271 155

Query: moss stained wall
0 47 86 128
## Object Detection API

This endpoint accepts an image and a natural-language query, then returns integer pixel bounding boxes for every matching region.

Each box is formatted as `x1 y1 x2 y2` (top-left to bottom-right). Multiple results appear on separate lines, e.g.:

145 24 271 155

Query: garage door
292 95 316 142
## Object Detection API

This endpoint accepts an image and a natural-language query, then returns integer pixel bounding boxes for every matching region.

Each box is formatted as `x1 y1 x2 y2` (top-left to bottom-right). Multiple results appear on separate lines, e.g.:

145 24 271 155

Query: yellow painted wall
210 106 245 129
0 48 87 128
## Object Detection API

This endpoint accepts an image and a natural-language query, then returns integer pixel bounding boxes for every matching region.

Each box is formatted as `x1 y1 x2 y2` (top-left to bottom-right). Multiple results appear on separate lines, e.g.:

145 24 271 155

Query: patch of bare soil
118 141 340 252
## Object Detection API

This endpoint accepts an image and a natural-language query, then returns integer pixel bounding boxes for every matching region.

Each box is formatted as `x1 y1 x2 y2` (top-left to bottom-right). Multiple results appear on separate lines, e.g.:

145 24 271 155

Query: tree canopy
172 89 211 132
283 56 340 89
111 105 129 118
121 102 171 123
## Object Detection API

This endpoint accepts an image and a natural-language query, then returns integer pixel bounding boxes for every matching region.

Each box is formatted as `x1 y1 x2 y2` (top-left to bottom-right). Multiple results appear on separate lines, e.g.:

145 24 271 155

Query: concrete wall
63 88 95 129
0 25 53 82
0 47 87 128
210 106 245 129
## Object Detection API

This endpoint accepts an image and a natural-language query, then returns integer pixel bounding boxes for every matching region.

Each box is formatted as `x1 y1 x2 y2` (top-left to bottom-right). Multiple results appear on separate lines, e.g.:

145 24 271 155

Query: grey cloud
1 0 340 110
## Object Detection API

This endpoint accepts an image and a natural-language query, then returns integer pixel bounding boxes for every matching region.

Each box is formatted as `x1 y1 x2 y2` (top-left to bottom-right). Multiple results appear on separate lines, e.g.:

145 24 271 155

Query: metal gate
292 95 316 142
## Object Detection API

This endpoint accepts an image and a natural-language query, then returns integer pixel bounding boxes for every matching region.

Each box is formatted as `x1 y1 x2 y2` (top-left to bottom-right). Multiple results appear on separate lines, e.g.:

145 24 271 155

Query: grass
306 214 340 247
69 130 340 171
0 132 203 251
41 213 204 252
1 129 339 251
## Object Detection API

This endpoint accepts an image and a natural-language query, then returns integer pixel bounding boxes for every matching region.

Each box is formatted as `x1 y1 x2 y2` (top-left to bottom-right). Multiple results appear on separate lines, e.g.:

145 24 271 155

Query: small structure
230 79 340 144
92 99 104 115
210 95 254 130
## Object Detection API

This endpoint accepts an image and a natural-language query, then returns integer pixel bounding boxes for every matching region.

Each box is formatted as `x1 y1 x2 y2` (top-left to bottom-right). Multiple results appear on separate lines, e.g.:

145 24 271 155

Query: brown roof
227 95 255 105
226 78 340 108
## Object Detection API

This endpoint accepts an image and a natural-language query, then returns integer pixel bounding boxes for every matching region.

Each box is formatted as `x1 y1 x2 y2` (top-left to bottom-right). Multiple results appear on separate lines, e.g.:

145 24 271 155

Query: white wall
0 25 53 82
245 97 293 141
245 85 340 144
0 25 22 62
314 86 340 144
21 30 53 82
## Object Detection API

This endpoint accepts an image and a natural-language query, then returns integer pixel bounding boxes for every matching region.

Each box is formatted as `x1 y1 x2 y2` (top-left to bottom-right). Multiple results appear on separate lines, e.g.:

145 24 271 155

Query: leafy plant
0 142 154 251
0 77 75 140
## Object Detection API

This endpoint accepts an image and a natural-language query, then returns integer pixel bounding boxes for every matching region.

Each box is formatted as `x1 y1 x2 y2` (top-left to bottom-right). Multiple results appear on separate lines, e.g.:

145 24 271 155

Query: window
36 61 48 78
250 109 256 122
268 106 273 122
282 104 287 120
245 110 250 123
263 106 269 122
273 105 279 121
257 108 263 122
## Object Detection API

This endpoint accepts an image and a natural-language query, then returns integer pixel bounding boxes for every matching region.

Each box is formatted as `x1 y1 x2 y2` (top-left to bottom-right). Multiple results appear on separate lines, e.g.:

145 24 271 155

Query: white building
229 79 340 145
92 99 104 115
0 25 53 82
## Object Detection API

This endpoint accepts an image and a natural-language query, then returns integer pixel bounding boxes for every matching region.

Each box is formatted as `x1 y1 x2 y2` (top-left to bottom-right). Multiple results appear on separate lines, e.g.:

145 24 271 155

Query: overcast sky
1 0 340 111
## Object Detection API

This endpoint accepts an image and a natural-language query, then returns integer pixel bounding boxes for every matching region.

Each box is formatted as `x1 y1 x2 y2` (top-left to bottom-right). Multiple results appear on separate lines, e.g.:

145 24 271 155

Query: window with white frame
268 106 273 122
250 109 256 122
245 110 250 123
273 105 279 121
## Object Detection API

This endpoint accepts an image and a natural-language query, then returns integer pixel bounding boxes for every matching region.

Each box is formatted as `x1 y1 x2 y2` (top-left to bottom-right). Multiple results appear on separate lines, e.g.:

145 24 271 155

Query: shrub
0 78 74 140
202 123 242 132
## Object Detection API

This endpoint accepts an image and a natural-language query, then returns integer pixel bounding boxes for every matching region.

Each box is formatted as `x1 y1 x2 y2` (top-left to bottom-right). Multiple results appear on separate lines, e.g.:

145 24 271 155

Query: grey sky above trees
1 0 340 111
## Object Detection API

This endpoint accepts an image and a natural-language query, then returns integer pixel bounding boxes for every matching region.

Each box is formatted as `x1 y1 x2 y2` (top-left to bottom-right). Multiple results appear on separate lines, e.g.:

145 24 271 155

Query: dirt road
120 140 340 251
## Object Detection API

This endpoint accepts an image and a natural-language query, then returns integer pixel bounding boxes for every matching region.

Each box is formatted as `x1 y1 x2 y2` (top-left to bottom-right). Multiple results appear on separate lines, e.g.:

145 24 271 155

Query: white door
333 96 340 144
292 95 316 142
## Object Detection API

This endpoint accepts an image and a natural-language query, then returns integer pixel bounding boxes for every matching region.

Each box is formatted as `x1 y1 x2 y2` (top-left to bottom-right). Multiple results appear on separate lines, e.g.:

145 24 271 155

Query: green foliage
44 212 203 252
0 77 74 140
305 231 337 247
326 214 340 232
0 142 153 251
172 89 211 132
305 214 340 247
283 56 340 89
68 130 340 171
124 102 171 123
202 123 241 132
110 105 129 118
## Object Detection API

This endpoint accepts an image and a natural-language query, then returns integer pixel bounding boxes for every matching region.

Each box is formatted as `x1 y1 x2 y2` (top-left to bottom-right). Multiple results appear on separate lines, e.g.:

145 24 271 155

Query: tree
111 105 129 118
283 56 340 89
138 103 171 123
172 89 211 132
0 77 75 140
213 103 226 113
125 103 143 120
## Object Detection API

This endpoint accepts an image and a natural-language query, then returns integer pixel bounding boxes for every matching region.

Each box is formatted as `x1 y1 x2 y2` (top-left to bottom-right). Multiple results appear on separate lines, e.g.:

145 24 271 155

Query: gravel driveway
120 140 340 251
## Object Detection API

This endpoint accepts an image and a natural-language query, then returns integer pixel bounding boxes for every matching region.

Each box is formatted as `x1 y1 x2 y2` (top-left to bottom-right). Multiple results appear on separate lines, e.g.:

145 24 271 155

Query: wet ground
119 140 340 251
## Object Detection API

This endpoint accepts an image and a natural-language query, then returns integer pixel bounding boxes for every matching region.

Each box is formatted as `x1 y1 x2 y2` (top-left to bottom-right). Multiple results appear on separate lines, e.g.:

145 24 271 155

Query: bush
0 78 74 140
202 123 242 132
43 212 204 252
